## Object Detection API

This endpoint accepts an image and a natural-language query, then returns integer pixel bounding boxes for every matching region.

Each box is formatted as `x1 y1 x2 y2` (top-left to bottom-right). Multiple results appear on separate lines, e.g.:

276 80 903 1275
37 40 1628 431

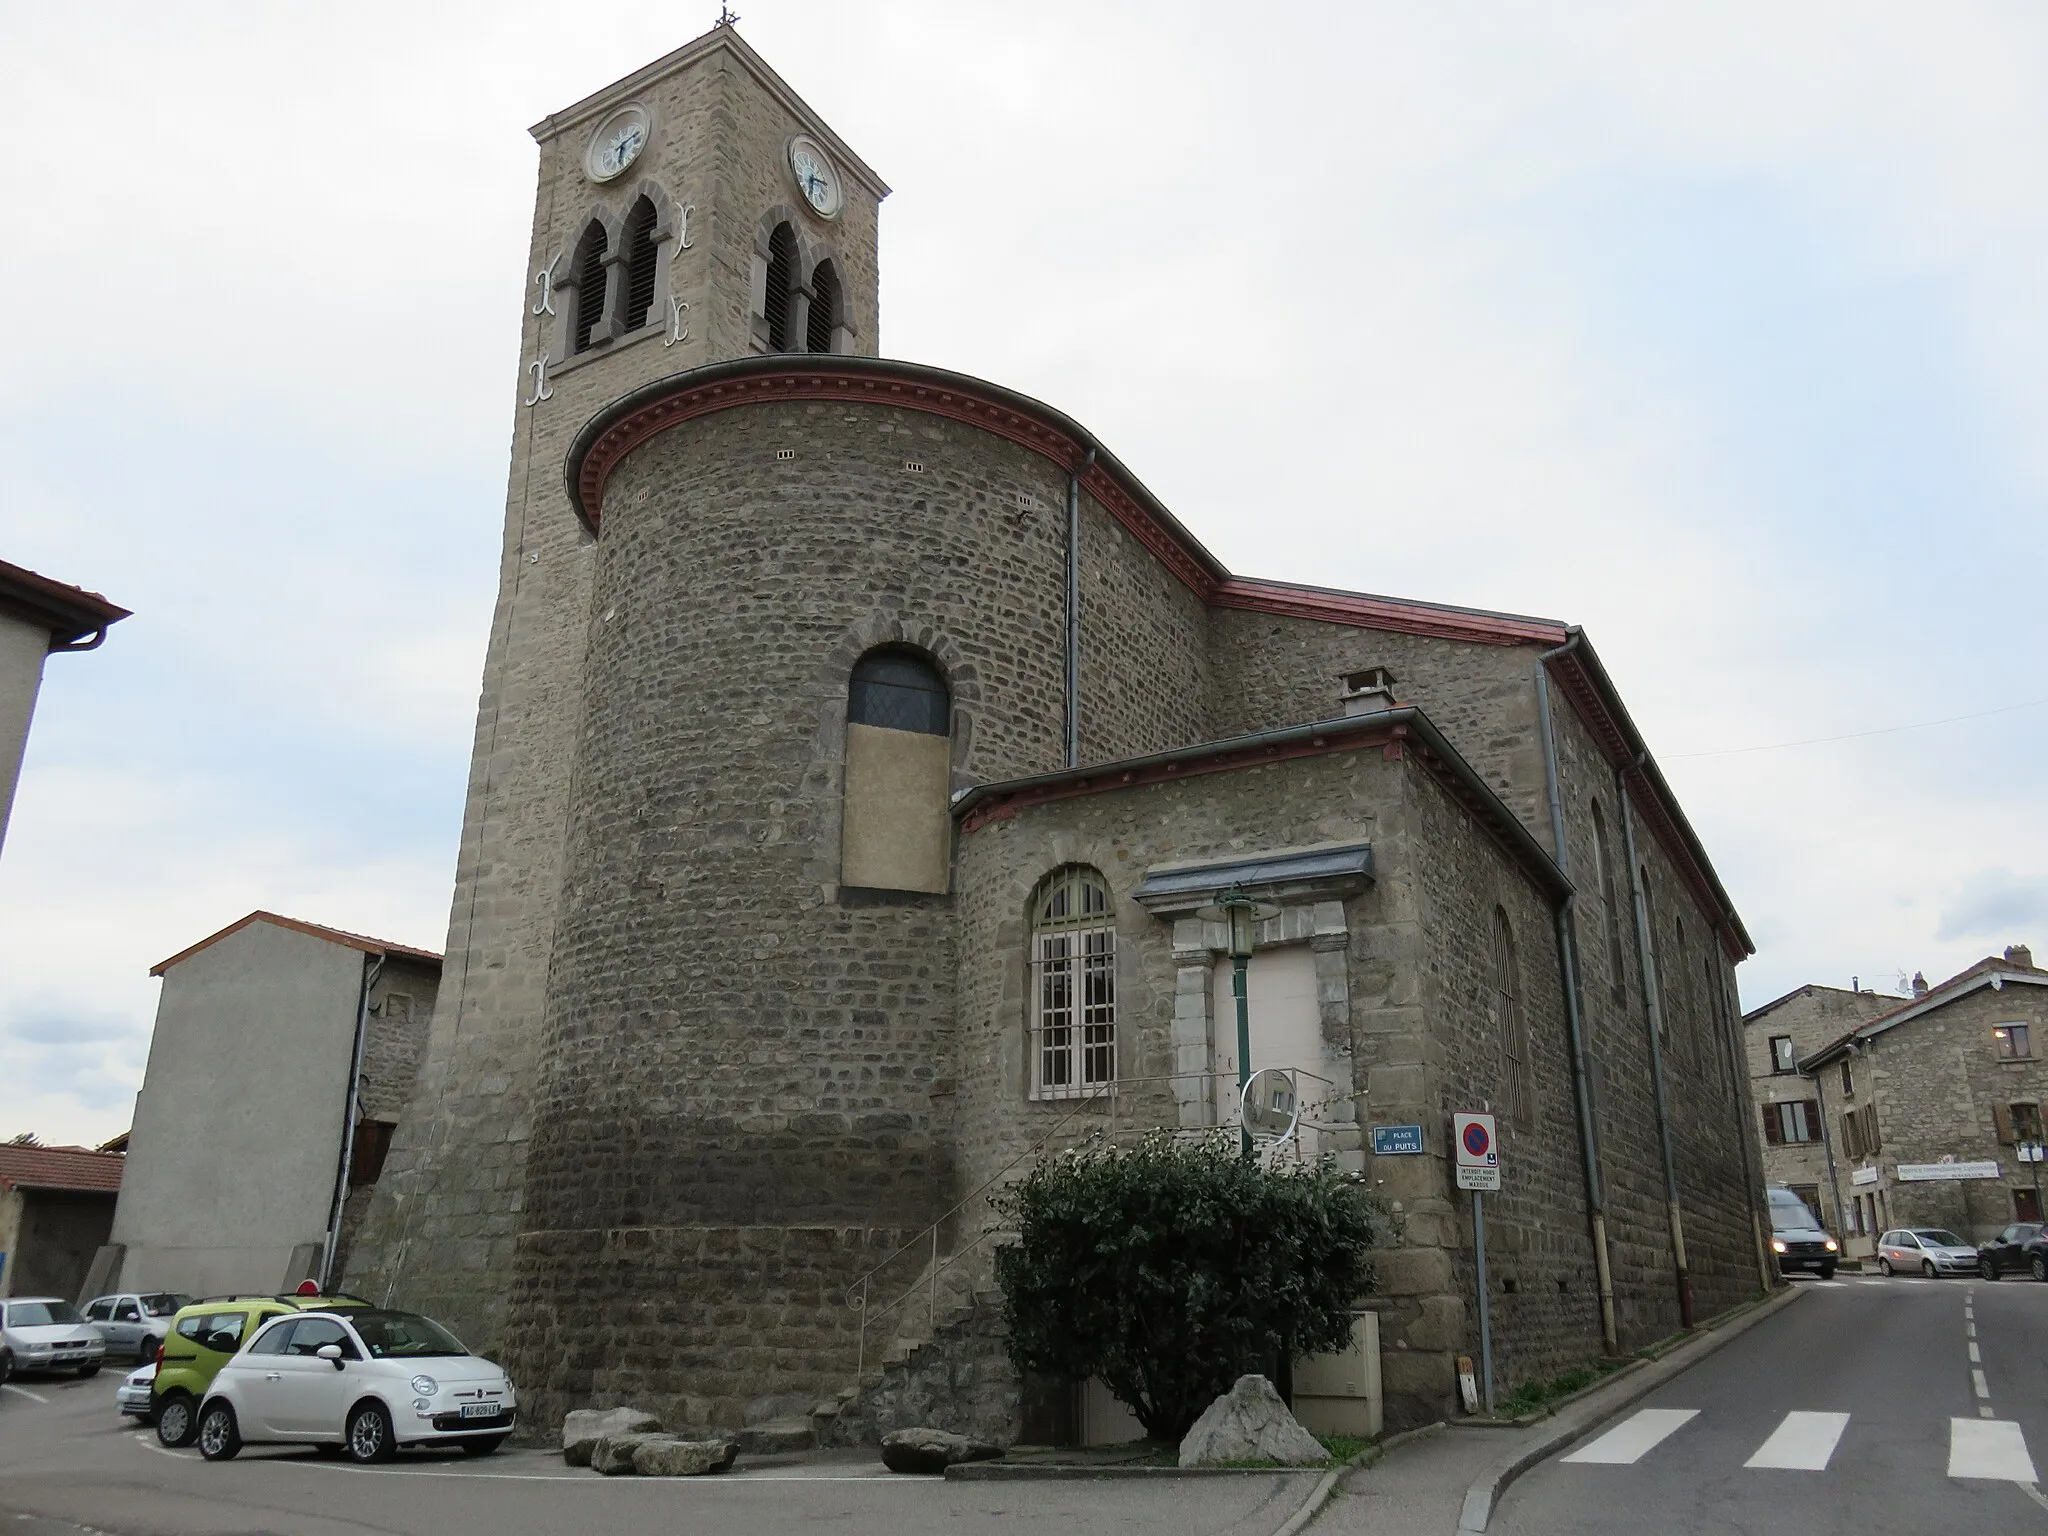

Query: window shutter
1867 1106 1881 1154
1763 1104 1783 1145
1996 1104 2016 1145
1841 1114 1861 1160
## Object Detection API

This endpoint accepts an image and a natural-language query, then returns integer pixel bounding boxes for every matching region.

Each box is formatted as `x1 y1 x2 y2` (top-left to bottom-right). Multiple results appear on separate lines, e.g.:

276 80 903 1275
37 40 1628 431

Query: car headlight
1771 1239 1787 1253
1824 1239 1838 1251
409 1375 438 1397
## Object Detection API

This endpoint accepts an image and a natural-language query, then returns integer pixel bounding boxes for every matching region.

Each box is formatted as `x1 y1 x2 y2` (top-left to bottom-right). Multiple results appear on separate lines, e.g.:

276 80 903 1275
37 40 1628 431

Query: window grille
571 220 609 354
806 259 840 353
848 649 948 735
1492 909 1531 1127
764 223 798 350
1029 866 1116 1099
620 197 660 332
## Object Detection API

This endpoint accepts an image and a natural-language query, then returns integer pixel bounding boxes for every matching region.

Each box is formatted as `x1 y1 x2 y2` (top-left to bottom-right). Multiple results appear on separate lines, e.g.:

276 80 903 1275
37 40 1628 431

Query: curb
947 1462 1323 1480
1271 1421 1443 1536
1453 1285 1805 1534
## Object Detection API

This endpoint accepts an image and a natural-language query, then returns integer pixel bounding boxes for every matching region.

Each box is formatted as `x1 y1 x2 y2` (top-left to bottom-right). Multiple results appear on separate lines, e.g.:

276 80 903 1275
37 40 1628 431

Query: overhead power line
1670 695 2048 761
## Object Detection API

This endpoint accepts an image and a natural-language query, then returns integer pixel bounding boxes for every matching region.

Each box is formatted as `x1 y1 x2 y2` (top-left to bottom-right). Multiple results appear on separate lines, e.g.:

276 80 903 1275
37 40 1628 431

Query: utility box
1292 1311 1383 1439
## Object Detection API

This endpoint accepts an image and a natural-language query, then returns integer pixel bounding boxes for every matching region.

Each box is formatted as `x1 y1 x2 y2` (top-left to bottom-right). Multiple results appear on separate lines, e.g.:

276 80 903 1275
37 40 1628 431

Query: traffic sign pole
1453 1112 1500 1416
1473 1191 1494 1416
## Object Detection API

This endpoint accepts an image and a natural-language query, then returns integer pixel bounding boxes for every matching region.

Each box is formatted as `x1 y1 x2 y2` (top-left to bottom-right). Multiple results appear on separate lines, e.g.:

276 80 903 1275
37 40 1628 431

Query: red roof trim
150 911 442 977
0 1144 125 1194
1212 578 1567 648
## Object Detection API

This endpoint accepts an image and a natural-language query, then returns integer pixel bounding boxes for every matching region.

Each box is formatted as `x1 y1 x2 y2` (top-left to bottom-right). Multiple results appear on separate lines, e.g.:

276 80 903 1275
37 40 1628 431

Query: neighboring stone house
98 912 438 1298
347 21 1768 1439
1744 983 1902 1226
1799 946 2048 1253
0 1143 123 1301
0 558 128 863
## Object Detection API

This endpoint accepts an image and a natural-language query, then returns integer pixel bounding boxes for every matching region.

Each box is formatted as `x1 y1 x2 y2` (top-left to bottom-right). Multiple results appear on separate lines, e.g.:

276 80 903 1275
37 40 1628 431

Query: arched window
806 259 841 354
1590 799 1627 1006
763 223 799 351
840 648 950 893
619 196 660 333
569 219 609 355
1029 866 1116 1100
1672 916 1693 1069
1492 909 1532 1127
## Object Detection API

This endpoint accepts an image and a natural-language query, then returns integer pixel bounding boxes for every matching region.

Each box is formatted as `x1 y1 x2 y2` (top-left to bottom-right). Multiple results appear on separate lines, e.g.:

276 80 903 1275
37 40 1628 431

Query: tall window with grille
1492 909 1532 1127
619 196 660 333
806 259 841 353
763 223 799 351
570 219 609 354
1029 866 1116 1100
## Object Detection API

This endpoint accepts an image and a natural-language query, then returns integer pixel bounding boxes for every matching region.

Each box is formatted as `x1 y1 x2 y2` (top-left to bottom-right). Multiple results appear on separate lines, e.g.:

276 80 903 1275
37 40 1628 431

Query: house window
569 218 609 354
1770 1035 1796 1074
1840 1059 1853 1097
1029 866 1116 1100
1763 1099 1820 1145
806 259 841 353
763 222 799 351
848 650 949 734
348 1120 397 1186
1995 1024 2032 1060
1492 909 1531 1128
619 195 661 332
1998 1101 2044 1146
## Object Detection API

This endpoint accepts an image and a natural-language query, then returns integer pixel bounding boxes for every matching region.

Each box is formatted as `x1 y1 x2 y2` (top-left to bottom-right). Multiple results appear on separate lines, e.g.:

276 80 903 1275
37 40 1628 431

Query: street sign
1896 1160 2001 1182
2022 1143 2046 1164
1455 1112 1500 1192
1372 1124 1425 1156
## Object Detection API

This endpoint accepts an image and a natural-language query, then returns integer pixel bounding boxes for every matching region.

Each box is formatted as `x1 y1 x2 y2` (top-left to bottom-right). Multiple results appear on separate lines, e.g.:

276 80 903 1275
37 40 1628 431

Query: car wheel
197 1402 241 1461
1819 1262 1837 1279
1879 1258 1894 1277
346 1401 396 1464
1923 1259 1937 1279
2031 1255 2047 1282
156 1393 198 1448
1982 1258 2000 1280
0 1348 12 1387
461 1436 505 1457
77 1363 100 1379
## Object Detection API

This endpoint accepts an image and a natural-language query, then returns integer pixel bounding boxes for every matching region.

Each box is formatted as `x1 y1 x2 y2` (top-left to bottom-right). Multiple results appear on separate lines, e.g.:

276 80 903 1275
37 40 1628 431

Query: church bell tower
343 23 888 1356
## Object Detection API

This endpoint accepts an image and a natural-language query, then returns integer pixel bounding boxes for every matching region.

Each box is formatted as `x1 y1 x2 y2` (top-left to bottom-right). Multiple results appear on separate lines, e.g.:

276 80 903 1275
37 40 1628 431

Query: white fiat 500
195 1309 515 1463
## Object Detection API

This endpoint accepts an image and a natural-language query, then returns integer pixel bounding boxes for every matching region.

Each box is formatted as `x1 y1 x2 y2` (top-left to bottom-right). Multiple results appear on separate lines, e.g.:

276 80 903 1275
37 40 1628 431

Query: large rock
591 1432 668 1475
633 1437 739 1477
880 1426 1004 1475
1177 1375 1327 1468
563 1407 662 1466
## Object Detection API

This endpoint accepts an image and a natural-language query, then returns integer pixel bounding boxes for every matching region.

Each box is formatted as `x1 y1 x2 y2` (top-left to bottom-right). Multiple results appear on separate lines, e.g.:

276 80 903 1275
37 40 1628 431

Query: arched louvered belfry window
619 196 660 333
840 647 951 893
570 219 609 355
806 259 841 354
763 223 799 351
1492 908 1532 1128
1029 866 1116 1100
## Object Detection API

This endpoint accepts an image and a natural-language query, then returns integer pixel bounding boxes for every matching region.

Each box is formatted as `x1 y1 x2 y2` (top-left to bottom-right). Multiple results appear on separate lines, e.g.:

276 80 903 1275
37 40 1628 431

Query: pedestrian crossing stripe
1560 1408 2042 1482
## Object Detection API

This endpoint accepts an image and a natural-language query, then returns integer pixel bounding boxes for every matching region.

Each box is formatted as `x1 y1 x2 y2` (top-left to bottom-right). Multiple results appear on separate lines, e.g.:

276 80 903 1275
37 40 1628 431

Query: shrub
992 1132 1378 1441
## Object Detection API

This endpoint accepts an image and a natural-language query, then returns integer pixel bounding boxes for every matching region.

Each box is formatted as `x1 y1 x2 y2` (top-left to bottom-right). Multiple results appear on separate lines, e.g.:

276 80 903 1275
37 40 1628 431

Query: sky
2 1 2044 1148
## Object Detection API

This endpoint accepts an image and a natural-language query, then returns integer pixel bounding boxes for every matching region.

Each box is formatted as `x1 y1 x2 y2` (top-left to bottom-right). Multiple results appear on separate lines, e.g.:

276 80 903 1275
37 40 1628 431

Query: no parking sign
1454 1111 1500 1191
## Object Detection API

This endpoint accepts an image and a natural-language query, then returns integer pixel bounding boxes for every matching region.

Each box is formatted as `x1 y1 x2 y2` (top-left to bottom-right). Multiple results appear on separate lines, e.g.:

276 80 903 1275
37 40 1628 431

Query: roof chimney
1911 971 1929 998
1340 667 1398 717
2007 944 2035 971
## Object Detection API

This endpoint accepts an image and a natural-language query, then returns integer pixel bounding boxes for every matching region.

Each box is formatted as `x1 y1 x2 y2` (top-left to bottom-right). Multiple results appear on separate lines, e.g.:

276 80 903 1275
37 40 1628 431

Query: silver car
0 1297 107 1377
1877 1228 1980 1277
116 1362 156 1420
83 1292 190 1361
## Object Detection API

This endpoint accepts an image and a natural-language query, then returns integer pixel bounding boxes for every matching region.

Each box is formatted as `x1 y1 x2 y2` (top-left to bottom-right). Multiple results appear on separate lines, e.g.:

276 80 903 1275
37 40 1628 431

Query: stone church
348 22 1772 1437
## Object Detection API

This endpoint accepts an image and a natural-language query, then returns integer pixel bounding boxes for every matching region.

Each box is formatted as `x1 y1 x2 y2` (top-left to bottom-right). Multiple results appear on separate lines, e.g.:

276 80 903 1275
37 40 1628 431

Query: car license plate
460 1401 497 1420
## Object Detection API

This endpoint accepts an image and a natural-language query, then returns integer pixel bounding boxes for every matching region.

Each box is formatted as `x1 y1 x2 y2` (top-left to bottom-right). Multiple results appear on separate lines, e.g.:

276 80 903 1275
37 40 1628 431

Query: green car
152 1293 368 1448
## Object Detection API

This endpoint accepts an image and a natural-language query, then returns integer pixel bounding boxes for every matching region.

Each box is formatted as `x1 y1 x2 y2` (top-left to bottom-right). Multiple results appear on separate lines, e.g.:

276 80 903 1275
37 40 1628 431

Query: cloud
1937 870 2048 945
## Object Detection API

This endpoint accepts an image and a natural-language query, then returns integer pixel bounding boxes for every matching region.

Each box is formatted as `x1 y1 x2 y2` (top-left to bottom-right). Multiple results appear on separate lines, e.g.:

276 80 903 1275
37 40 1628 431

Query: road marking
1969 1322 1977 1338
0 1384 48 1404
1562 1409 1699 1465
1974 1370 1991 1400
1743 1411 1849 1471
1950 1418 2039 1482
1981 1407 1997 1419
1970 1342 1982 1362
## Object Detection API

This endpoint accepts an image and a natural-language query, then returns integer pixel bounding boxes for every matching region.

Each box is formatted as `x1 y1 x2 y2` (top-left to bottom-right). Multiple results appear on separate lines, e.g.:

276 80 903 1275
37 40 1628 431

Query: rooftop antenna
716 4 740 23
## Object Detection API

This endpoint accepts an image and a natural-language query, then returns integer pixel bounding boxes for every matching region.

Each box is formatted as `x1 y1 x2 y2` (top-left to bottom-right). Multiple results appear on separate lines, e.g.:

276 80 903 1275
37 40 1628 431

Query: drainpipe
1535 630 1619 1355
320 954 381 1292
1618 758 1693 1328
1064 446 1096 769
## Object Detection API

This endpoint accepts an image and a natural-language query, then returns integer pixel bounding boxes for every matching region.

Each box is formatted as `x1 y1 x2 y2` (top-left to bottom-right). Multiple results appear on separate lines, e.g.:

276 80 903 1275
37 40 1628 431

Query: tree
992 1132 1379 1441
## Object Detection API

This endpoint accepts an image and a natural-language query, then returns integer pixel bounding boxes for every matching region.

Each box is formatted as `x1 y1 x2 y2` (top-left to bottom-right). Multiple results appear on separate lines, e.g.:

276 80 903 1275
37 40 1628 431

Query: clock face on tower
586 105 651 183
788 135 843 219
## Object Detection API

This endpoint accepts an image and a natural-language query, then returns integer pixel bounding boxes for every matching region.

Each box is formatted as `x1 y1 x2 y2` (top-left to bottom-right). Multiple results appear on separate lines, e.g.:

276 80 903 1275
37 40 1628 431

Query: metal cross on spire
716 5 740 24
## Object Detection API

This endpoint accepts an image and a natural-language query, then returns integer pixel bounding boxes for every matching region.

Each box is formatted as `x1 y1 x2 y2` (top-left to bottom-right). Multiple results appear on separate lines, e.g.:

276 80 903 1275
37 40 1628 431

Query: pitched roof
0 1143 124 1194
1801 957 2048 1068
1741 982 1898 1026
0 557 130 648
150 911 442 977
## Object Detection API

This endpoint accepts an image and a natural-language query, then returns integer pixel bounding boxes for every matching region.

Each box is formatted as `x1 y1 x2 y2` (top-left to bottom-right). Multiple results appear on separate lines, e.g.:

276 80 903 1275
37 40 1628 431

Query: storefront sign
1895 1161 2002 1182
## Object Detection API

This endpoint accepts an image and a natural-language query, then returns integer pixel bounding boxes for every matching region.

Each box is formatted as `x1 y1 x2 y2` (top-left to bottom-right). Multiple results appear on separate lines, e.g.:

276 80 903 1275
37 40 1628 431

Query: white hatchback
195 1309 516 1463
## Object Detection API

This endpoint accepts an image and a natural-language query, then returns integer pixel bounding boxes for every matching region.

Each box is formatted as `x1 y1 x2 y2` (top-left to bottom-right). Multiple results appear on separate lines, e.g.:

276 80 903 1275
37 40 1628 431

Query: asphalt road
1495 1271 2048 1535
0 1370 1315 1536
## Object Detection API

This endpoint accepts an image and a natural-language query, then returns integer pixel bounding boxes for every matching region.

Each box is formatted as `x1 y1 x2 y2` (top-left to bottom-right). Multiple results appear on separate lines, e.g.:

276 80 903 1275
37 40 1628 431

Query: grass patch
1317 1434 1370 1463
1494 1358 1627 1420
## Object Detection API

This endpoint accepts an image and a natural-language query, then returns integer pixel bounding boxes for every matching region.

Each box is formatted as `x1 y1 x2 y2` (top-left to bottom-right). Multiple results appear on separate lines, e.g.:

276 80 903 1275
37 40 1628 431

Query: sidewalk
1311 1285 1806 1536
